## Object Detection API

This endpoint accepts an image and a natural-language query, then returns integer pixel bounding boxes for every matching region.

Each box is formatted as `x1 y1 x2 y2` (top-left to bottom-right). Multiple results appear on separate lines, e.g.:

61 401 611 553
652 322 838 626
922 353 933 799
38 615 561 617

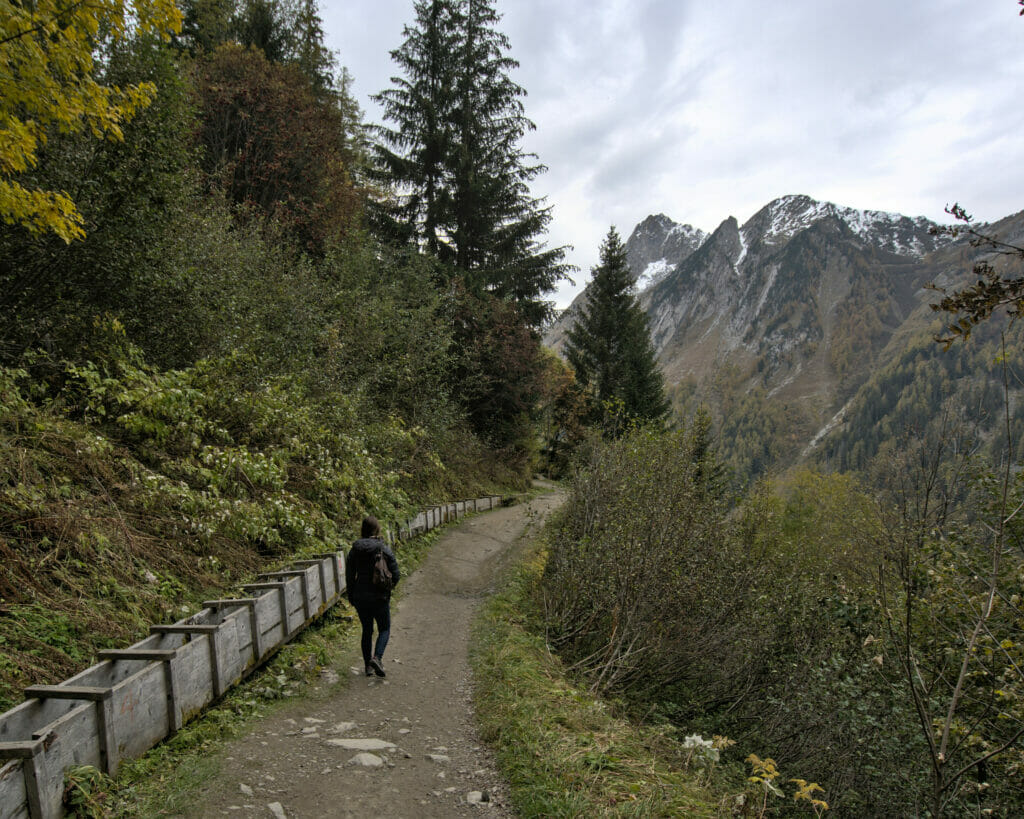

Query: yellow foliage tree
0 0 182 242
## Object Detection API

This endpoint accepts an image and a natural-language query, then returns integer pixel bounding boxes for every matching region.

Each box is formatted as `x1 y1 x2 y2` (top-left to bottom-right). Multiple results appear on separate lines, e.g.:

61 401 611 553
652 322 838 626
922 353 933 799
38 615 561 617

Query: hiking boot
365 665 373 677
369 657 386 678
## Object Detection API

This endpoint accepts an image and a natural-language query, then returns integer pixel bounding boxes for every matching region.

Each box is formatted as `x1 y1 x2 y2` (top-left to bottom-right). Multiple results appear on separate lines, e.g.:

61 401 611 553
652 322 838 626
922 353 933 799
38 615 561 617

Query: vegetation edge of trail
469 523 724 818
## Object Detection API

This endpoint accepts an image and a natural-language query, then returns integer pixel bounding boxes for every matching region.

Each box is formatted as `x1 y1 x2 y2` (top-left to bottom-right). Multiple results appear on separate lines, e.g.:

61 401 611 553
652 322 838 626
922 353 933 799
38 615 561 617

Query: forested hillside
548 199 1024 486
4 2 1024 817
0 0 572 716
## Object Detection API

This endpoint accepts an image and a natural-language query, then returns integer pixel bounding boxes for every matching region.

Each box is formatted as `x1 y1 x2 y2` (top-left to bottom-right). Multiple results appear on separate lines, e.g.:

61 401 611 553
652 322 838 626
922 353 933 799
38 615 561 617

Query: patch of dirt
187 489 563 818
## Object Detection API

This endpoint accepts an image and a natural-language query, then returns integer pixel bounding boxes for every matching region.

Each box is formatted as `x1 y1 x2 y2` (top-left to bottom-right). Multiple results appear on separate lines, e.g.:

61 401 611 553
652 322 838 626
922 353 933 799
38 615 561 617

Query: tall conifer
566 227 670 428
371 0 460 252
372 0 567 326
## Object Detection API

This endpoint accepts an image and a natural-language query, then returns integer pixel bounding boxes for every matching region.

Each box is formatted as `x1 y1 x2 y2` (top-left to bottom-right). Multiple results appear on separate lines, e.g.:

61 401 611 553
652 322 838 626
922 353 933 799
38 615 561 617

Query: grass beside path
470 531 723 818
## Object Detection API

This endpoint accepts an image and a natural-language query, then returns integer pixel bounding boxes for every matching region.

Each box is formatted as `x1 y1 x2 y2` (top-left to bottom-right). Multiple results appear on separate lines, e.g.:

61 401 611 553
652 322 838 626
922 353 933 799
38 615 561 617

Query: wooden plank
148 623 220 717
202 600 260 693
109 664 169 761
246 599 262 663
0 743 39 760
260 569 314 622
202 598 258 609
252 590 285 654
314 553 344 597
97 649 177 661
212 608 247 687
0 696 98 818
315 560 328 608
62 657 143 693
96 651 182 732
274 578 303 636
164 635 215 722
24 686 117 778
265 570 311 622
294 559 329 611
245 582 289 643
27 701 101 819
23 686 108 702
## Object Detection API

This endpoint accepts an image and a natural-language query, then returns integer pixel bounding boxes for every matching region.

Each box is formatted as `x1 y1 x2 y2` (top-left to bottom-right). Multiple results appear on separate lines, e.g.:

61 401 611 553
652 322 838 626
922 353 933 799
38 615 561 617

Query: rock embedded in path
325 738 396 751
348 752 385 768
427 753 451 763
239 784 254 797
267 803 286 819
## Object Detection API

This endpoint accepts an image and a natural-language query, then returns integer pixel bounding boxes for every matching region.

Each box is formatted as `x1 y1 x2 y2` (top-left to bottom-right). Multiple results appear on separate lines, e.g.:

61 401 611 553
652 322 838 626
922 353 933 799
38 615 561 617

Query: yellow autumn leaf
0 0 181 241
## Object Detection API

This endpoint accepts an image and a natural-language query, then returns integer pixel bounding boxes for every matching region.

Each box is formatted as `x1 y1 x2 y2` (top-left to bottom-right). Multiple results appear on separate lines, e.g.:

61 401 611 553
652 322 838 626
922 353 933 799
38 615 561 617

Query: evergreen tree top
566 226 669 431
370 0 569 327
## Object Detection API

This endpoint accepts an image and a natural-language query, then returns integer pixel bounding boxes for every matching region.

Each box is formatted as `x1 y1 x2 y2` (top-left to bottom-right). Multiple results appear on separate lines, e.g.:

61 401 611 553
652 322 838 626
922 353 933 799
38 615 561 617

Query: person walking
345 516 400 677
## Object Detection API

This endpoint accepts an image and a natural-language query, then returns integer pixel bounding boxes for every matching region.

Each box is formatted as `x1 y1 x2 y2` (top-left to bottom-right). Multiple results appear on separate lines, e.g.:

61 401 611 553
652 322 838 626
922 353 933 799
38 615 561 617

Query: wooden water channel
0 497 501 819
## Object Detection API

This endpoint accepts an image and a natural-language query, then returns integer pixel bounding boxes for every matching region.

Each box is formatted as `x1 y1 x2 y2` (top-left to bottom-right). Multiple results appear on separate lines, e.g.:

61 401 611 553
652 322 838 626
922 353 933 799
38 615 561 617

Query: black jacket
345 537 400 603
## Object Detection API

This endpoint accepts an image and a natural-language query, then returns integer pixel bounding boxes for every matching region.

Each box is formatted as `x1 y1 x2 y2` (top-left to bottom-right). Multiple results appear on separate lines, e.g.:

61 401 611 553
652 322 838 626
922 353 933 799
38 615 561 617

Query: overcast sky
323 1 1024 308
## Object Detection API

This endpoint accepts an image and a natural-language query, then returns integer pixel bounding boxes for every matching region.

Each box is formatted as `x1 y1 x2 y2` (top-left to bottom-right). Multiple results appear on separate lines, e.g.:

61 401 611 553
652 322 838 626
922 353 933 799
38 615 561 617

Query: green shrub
542 429 942 814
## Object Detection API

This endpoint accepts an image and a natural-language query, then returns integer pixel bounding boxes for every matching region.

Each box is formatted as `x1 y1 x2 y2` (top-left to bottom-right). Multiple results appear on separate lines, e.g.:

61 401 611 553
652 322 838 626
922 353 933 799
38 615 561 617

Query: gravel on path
188 489 563 819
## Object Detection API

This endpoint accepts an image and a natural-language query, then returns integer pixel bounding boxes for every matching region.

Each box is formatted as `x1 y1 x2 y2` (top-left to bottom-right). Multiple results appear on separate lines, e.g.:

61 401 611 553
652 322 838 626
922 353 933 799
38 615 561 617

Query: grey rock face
625 213 707 290
544 214 706 352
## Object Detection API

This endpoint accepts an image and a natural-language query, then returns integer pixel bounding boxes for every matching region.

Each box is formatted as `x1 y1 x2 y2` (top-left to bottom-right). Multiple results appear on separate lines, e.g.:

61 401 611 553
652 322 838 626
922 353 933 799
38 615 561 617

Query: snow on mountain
746 194 948 257
636 258 674 290
625 214 707 290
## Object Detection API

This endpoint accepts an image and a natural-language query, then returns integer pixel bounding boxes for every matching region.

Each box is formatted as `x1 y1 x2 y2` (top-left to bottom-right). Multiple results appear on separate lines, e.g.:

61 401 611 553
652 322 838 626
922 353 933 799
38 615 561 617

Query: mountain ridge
545 194 1024 480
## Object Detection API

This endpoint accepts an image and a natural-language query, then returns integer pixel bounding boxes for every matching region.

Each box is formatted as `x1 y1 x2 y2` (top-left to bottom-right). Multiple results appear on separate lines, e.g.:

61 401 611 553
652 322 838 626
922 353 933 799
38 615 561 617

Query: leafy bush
542 430 943 814
542 422 732 697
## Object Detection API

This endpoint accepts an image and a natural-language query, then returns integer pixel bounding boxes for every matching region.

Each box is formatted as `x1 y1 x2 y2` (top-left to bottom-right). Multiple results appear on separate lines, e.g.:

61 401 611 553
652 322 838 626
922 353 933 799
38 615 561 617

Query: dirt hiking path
189 489 563 818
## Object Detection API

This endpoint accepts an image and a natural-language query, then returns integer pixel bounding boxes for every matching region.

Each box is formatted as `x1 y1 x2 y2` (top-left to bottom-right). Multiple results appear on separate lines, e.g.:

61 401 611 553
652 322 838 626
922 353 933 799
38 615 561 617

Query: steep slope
653 199 1024 479
813 209 1024 471
647 195 947 392
548 192 1024 481
626 213 708 289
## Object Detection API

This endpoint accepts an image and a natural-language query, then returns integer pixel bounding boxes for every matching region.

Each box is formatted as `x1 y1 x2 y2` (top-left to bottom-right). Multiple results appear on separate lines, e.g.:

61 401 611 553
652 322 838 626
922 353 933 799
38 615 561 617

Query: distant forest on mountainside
550 197 1024 488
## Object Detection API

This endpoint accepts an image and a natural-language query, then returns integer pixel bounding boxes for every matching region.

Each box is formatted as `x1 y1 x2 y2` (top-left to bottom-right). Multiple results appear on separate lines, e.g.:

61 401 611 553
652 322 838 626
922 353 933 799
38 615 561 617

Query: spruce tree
290 0 337 98
565 227 670 429
372 0 567 326
371 0 460 253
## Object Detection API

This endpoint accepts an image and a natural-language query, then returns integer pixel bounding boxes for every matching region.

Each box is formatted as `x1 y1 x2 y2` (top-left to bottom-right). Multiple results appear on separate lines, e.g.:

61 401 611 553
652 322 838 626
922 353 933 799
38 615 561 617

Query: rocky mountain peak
625 214 707 291
742 194 948 258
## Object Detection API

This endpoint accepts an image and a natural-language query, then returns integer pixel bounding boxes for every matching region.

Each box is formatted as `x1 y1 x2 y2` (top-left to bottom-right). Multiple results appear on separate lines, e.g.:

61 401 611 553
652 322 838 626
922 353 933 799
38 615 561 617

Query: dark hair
361 516 381 539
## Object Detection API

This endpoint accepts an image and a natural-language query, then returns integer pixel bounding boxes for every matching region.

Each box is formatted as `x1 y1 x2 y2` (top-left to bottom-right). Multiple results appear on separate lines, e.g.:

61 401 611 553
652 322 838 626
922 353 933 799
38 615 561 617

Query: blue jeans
353 597 391 666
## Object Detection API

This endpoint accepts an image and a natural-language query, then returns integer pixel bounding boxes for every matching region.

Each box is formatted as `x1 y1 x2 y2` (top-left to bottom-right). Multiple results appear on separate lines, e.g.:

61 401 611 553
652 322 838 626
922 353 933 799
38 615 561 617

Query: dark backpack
371 548 393 590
